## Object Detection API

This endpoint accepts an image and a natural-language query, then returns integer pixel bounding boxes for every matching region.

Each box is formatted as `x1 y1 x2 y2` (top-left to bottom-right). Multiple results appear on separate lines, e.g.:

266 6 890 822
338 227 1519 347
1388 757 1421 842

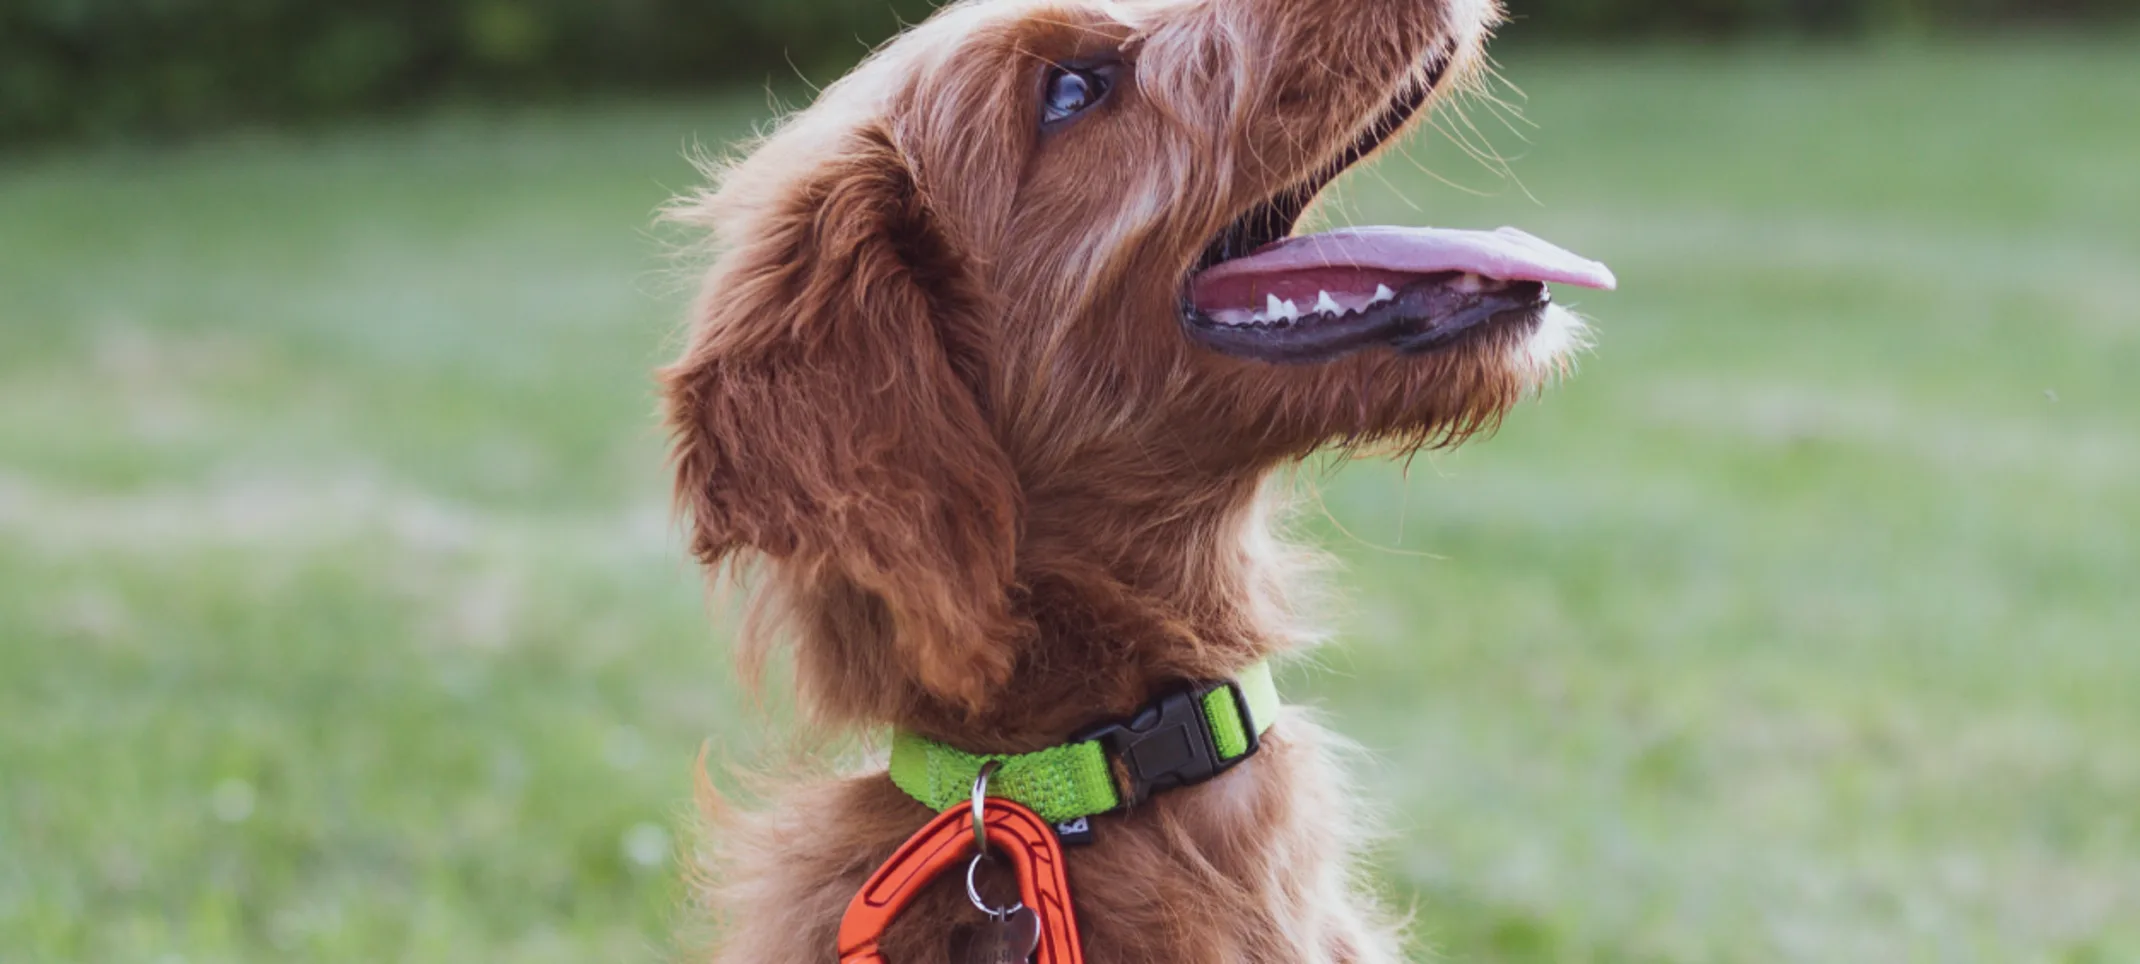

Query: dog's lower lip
1183 277 1549 364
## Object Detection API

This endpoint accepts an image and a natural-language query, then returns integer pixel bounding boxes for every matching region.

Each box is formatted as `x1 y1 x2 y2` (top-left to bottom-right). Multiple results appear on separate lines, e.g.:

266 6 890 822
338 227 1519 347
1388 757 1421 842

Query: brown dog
659 0 1612 960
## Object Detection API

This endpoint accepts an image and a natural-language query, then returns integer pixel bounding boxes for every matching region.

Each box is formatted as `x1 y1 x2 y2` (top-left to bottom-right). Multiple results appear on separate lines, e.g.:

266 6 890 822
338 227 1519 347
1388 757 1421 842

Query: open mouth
1182 62 1616 365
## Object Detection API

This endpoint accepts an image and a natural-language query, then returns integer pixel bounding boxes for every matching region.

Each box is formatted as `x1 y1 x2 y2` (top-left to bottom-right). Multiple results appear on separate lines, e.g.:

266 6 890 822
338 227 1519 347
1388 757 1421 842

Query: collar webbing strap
888 662 1280 825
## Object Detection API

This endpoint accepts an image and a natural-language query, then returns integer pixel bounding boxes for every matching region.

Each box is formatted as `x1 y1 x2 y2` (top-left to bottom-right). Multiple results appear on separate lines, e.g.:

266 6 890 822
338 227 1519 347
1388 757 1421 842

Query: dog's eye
1042 66 1109 126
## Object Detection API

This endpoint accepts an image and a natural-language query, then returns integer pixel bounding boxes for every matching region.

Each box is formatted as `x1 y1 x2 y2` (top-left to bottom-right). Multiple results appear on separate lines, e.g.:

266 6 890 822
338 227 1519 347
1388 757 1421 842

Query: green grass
4 39 2137 964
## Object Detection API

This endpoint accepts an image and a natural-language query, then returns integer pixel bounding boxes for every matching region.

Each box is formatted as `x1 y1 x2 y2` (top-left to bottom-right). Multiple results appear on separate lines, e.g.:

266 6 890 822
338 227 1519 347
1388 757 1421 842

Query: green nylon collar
888 662 1280 825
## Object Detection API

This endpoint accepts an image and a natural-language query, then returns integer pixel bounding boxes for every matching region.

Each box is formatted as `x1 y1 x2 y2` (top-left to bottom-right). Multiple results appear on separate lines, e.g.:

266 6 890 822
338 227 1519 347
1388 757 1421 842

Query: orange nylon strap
838 799 1084 964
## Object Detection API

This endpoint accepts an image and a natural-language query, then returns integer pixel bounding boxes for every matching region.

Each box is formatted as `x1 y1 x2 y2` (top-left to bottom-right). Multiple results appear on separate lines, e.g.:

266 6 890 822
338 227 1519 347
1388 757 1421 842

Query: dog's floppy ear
660 122 1021 712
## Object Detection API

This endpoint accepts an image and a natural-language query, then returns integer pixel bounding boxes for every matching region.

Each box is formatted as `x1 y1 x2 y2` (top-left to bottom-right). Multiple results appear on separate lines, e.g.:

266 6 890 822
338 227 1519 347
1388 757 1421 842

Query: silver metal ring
965 852 1025 920
971 760 1002 857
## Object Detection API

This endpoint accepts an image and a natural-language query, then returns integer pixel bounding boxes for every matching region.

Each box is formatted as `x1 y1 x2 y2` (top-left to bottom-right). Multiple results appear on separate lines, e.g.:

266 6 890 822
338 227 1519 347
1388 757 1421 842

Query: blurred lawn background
4 2 2139 962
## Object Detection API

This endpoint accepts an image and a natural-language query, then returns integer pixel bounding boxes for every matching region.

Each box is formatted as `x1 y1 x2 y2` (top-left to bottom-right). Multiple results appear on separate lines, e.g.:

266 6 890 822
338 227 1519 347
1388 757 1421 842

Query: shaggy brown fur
659 0 1566 960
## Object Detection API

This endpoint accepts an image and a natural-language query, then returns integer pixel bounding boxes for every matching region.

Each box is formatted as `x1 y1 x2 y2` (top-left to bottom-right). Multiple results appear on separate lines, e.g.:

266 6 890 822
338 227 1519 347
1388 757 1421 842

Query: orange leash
837 798 1084 964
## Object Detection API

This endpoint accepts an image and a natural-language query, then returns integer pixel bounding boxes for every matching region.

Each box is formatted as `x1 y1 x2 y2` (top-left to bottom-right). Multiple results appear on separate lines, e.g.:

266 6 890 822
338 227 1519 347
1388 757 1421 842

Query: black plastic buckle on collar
1074 679 1262 811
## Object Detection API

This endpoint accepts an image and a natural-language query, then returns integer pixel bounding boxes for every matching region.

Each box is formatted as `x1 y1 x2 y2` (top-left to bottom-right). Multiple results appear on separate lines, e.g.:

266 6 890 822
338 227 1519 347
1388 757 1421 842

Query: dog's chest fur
697 721 1403 964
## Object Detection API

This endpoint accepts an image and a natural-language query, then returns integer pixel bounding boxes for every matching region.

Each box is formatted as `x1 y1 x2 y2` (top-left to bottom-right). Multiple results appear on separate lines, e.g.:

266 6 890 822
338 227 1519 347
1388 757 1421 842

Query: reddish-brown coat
659 0 1532 960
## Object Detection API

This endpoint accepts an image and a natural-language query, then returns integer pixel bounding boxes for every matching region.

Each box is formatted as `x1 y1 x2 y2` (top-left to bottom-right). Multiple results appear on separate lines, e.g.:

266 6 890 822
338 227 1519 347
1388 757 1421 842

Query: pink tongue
1191 226 1616 313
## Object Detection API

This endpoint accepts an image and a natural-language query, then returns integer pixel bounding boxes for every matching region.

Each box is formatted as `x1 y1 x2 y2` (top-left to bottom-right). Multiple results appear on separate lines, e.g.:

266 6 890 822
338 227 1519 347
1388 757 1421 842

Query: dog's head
662 0 1612 718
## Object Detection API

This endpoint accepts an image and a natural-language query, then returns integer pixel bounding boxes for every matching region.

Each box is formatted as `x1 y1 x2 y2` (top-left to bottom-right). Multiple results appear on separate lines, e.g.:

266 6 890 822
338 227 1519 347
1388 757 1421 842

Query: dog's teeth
1371 284 1396 305
1314 291 1343 316
1279 299 1301 321
1266 294 1286 319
